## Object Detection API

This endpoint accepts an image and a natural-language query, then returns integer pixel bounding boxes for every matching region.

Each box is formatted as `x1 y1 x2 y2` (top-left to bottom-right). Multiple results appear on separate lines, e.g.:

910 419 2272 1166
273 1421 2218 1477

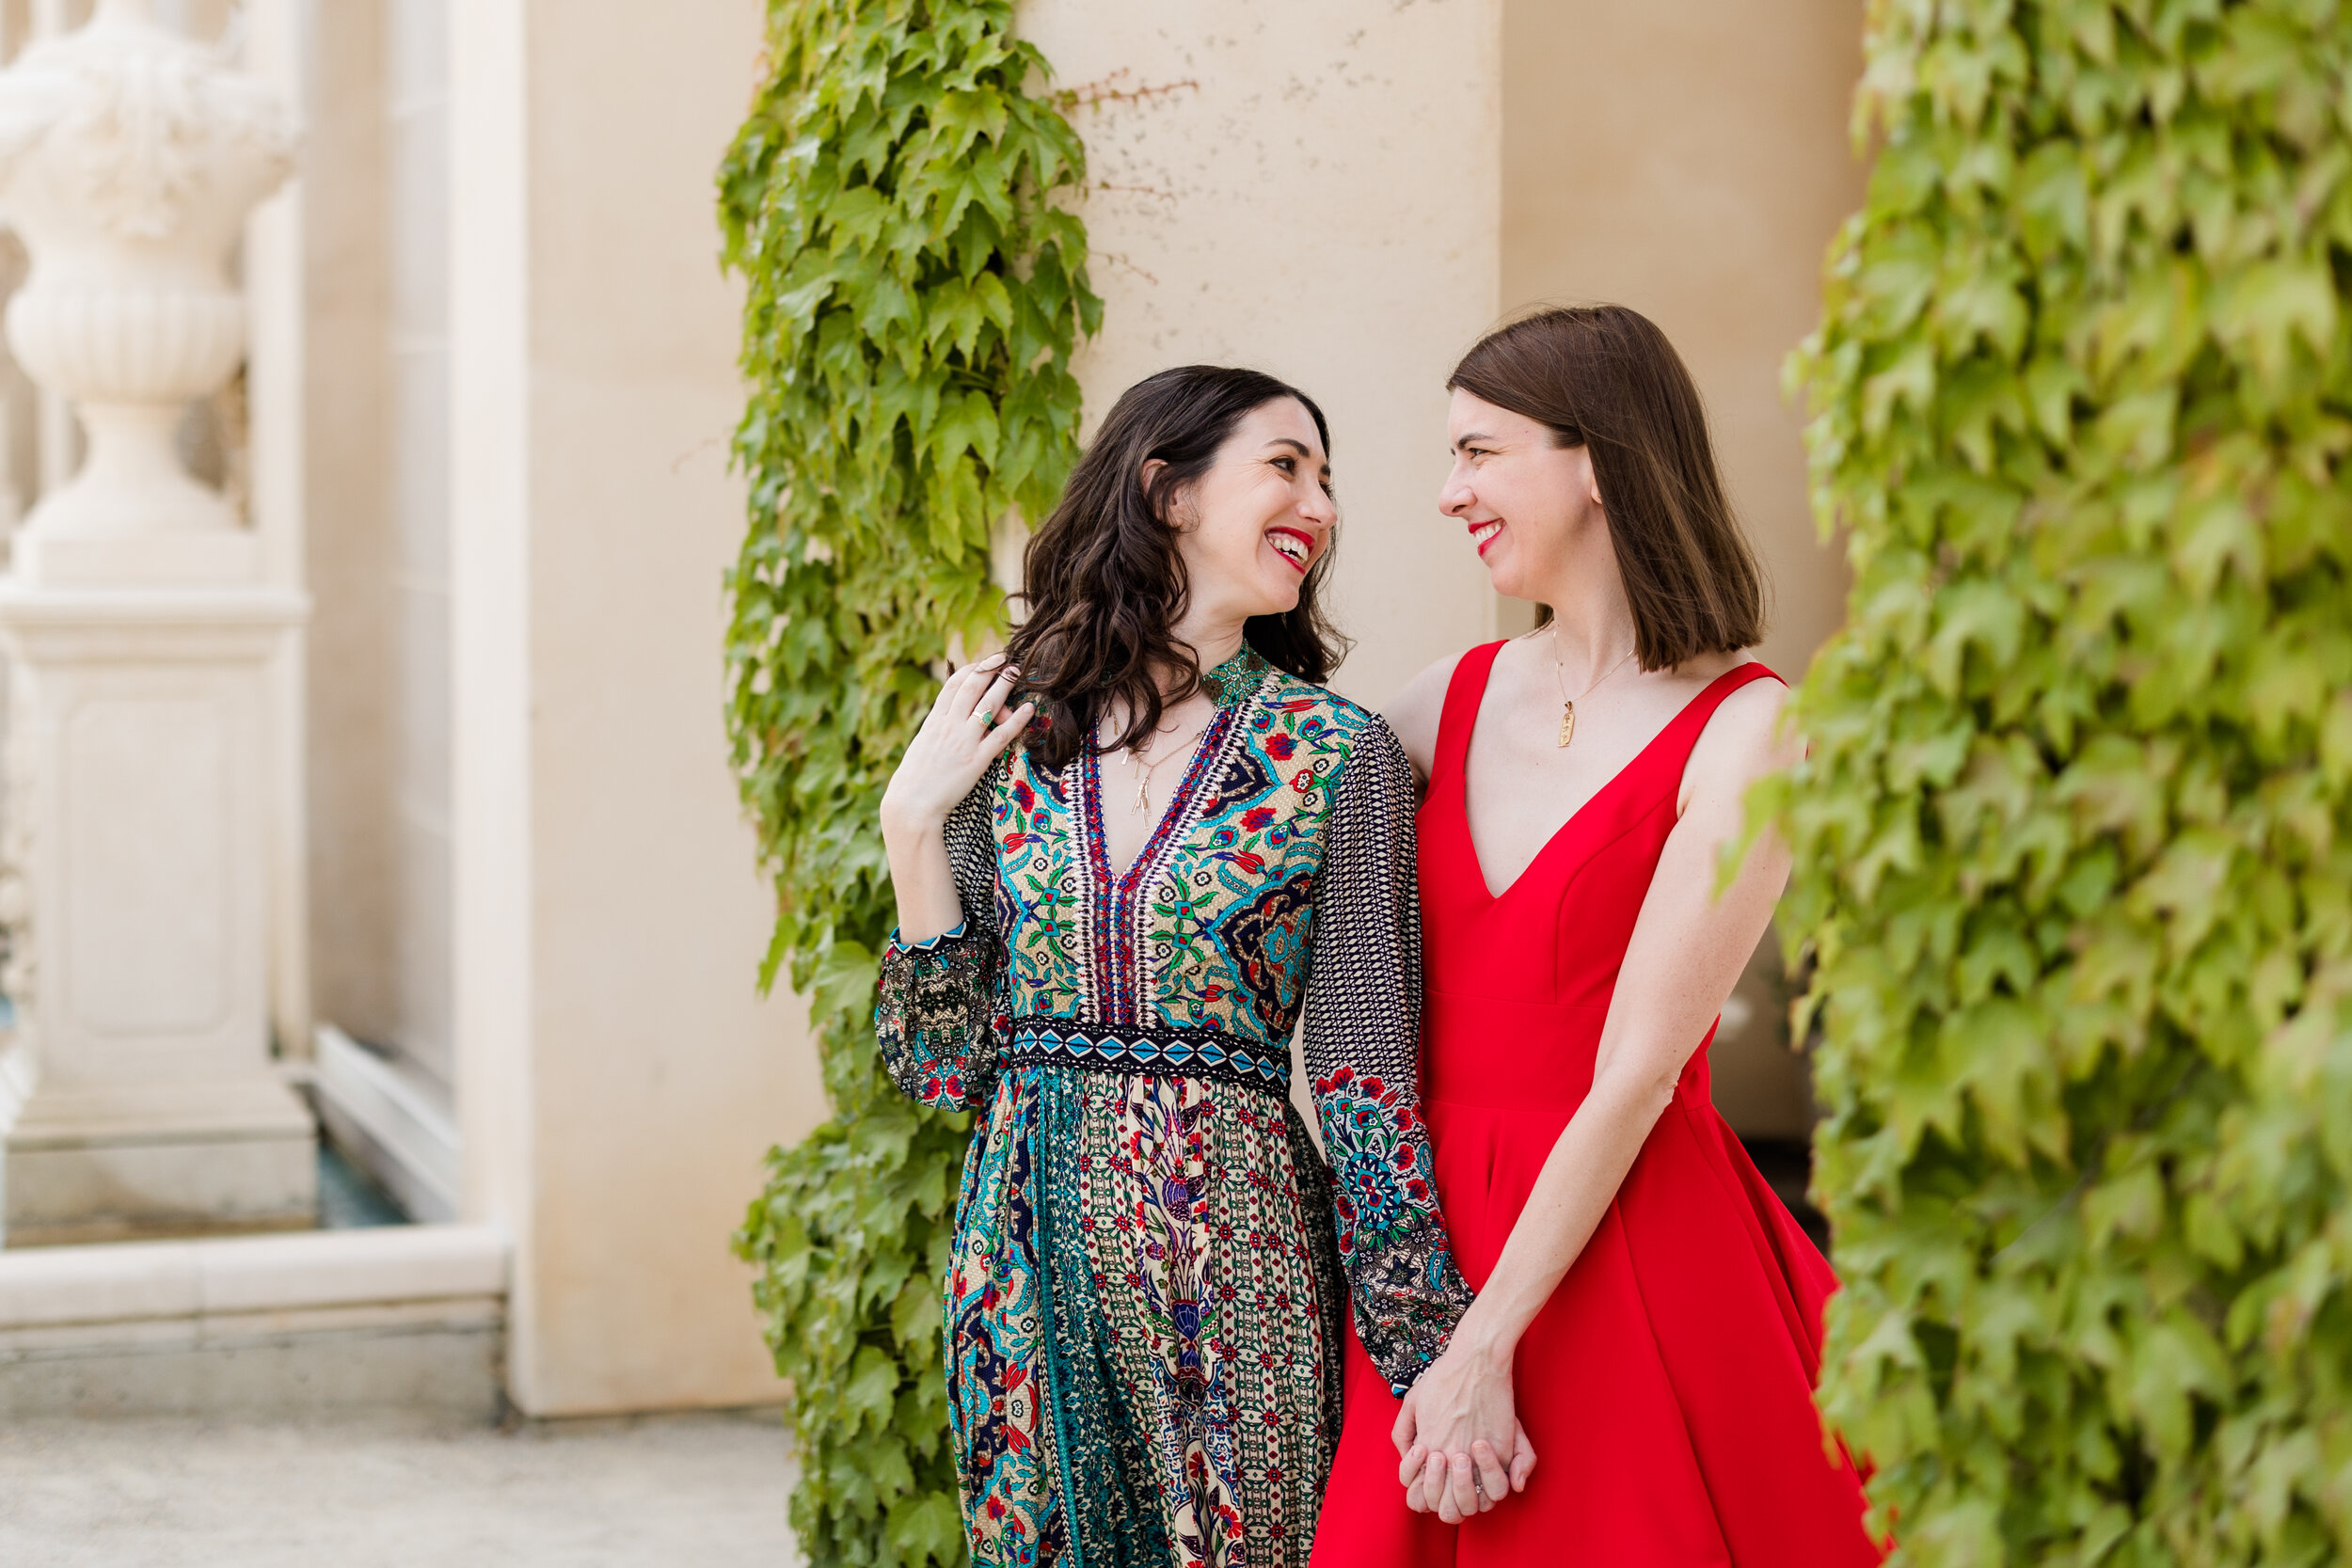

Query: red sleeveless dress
1311 644 1880 1567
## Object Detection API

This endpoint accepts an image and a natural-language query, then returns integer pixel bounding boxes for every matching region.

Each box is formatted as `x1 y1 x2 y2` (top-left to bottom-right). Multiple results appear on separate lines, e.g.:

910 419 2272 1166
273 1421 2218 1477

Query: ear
1140 456 1188 530
1579 448 1605 511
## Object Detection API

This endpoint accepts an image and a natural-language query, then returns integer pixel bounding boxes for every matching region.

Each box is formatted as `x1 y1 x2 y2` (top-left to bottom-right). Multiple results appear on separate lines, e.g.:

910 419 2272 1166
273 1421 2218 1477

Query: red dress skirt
1311 644 1880 1567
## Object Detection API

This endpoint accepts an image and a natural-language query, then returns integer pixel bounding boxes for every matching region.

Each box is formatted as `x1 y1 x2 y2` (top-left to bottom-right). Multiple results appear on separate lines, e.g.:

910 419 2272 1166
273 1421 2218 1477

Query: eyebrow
1453 431 1496 451
1264 436 1332 473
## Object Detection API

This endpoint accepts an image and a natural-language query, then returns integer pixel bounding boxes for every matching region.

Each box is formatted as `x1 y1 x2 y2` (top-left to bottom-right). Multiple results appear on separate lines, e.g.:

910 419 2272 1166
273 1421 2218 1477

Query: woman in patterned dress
874 366 1514 1567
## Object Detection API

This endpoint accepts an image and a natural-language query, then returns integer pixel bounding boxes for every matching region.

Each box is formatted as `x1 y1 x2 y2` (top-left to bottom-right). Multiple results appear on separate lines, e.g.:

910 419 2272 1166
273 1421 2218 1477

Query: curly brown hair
1005 365 1349 770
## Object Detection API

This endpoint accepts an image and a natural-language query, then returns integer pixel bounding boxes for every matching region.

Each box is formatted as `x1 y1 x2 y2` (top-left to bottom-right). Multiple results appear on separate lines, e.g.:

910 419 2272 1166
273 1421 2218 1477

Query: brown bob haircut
1448 305 1764 670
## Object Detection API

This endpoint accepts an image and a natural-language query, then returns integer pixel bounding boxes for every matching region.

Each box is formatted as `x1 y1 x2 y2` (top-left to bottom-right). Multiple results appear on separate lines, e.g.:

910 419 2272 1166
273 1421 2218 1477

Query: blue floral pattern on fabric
874 646 1470 1566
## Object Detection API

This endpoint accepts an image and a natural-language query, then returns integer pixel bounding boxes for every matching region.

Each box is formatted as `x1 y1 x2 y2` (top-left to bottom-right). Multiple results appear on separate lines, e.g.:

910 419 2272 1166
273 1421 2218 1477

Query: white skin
1379 388 1803 1524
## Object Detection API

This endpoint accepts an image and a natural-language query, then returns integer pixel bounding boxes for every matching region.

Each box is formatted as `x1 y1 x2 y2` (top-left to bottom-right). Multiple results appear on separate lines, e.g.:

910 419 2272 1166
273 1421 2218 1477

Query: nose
1438 464 1473 517
1297 484 1337 529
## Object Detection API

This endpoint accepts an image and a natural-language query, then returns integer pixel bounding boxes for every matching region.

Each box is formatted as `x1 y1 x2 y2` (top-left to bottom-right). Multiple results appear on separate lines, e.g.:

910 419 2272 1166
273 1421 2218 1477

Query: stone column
449 0 819 1414
0 0 314 1244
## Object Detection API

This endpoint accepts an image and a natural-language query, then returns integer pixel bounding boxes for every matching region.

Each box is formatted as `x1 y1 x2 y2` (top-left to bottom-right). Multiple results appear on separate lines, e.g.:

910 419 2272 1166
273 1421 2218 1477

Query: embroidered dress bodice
877 646 1470 1568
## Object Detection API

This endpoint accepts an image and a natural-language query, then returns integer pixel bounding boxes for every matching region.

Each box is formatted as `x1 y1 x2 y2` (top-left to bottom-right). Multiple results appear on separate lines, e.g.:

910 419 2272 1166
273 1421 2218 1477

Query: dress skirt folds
876 648 1474 1568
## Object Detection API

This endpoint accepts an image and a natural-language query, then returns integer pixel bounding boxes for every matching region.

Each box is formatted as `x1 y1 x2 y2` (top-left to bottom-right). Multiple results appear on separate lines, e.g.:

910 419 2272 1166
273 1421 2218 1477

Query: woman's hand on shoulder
879 657 1036 841
1383 650 1468 785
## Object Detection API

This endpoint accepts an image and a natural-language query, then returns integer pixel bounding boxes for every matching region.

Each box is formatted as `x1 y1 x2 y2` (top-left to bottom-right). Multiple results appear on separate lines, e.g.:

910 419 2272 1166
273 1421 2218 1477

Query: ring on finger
972 705 996 727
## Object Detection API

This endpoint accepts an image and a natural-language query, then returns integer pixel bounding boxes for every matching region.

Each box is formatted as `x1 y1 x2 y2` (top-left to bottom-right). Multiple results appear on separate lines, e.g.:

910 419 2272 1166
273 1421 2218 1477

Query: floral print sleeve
1301 720 1475 1394
875 768 1006 1114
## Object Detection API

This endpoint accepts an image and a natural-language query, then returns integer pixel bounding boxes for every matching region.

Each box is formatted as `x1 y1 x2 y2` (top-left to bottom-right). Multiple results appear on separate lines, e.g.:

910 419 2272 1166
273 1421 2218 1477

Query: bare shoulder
1678 664 1799 813
1382 649 1470 783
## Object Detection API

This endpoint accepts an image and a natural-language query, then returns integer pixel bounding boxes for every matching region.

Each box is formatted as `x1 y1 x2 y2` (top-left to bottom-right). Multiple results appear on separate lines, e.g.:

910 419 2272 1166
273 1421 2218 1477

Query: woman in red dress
1311 307 1881 1566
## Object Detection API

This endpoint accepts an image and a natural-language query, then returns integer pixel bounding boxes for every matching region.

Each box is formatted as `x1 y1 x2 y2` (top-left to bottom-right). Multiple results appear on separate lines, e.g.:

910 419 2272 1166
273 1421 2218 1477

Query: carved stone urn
0 1 313 1244
0 0 295 584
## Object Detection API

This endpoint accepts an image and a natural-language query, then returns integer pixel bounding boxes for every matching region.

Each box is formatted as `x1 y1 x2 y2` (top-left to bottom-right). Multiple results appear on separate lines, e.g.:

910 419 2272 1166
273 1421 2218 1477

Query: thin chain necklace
1549 622 1637 749
1118 711 1210 814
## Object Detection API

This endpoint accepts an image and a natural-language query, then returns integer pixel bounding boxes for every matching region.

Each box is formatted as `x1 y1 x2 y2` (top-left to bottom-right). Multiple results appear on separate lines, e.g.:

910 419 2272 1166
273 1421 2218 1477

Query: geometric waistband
1004 1016 1291 1096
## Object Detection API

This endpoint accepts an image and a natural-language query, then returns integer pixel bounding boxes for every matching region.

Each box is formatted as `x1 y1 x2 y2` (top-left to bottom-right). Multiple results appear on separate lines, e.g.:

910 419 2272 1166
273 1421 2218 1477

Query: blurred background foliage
1784 1 2352 1562
717 1 1098 1560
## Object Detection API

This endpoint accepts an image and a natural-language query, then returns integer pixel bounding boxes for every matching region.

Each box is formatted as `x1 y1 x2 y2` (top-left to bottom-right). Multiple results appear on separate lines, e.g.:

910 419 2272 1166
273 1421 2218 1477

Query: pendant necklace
1549 624 1637 749
1122 716 1203 814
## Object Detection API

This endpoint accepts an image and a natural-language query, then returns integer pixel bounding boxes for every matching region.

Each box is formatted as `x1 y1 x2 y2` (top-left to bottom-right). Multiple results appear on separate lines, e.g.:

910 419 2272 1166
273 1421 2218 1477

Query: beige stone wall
1499 0 1867 1136
1499 0 1866 679
300 0 397 1050
381 0 458 1089
1017 0 1507 710
299 0 460 1094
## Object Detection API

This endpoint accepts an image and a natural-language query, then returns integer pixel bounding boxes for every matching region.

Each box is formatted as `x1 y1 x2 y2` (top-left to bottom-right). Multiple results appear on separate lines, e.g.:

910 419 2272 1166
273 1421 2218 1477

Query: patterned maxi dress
877 646 1474 1568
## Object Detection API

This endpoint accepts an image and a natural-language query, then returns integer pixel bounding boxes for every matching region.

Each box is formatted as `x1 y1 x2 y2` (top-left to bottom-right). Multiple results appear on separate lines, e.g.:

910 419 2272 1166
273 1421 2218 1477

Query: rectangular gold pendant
1558 703 1575 748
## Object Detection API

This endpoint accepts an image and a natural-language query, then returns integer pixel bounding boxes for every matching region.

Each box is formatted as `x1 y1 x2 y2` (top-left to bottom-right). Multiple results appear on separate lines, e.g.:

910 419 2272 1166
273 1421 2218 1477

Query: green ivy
1781 2 2352 1563
717 2 1099 1562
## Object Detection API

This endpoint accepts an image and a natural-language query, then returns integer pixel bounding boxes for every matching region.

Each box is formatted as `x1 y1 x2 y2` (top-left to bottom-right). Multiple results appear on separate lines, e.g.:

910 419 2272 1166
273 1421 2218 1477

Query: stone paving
0 1408 798 1566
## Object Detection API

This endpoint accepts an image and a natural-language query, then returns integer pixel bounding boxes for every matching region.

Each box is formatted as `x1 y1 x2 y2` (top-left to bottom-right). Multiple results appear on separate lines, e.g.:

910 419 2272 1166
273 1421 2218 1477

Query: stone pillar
0 0 314 1244
449 0 822 1415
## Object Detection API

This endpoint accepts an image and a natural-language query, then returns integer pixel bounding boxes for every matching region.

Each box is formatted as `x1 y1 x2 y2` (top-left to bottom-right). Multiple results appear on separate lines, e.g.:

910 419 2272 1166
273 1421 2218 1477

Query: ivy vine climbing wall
717 2 1099 1562
1784 3 2352 1563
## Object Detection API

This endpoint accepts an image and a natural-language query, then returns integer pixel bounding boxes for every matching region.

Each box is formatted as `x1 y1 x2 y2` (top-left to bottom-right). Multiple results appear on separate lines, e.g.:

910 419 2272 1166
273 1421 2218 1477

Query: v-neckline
1086 714 1224 882
1458 657 1756 903
1081 647 1269 885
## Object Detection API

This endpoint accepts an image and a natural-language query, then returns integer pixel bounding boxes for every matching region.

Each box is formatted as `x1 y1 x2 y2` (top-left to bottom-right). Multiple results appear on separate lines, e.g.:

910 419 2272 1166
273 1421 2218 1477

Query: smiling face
1157 397 1338 629
1438 388 1605 603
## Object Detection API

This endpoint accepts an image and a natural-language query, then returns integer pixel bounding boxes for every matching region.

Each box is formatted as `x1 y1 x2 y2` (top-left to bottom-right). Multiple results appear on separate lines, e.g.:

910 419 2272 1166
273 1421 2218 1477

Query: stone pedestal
0 589 313 1244
0 0 310 1245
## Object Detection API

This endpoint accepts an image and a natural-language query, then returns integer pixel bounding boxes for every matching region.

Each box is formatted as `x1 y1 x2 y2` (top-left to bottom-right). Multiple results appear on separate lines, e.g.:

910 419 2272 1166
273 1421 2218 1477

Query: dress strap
1643 660 1785 792
1432 641 1507 787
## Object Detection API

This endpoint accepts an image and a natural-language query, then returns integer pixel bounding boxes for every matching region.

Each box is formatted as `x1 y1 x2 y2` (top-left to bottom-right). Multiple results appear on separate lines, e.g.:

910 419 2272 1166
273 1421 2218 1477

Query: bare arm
1399 675 1802 1519
1382 651 1463 786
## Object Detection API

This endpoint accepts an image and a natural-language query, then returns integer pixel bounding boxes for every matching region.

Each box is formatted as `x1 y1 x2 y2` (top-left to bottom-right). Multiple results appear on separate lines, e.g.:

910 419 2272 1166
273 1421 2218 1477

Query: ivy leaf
812 940 881 1020
2210 259 2337 388
887 1492 968 1566
930 87 1009 161
930 389 1000 473
845 1344 900 1428
826 184 891 255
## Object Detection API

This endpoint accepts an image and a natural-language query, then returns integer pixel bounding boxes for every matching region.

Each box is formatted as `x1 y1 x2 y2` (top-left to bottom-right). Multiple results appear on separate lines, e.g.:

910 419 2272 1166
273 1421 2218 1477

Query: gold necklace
1121 715 1207 813
1549 625 1637 749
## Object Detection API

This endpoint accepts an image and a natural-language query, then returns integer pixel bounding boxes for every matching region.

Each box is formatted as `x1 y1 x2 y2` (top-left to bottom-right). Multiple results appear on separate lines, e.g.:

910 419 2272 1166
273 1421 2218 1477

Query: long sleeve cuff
883 921 972 957
1314 1064 1477 1394
876 921 999 1111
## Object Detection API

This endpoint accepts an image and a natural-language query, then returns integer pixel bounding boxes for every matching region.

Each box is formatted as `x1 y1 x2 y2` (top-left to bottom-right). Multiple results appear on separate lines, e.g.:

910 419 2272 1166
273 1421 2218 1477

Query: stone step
0 1224 507 1418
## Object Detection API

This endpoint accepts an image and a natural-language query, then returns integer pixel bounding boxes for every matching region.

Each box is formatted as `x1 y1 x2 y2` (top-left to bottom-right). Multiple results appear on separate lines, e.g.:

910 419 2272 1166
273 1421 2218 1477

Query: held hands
1391 1338 1538 1525
880 657 1036 838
